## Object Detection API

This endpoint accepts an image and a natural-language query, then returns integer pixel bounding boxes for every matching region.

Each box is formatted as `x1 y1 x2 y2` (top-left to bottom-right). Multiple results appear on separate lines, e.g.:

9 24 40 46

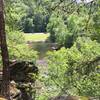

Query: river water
29 41 58 59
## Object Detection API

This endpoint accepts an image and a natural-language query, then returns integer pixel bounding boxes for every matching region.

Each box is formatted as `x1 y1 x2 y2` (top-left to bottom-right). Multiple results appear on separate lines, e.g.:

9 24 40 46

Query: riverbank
24 33 50 42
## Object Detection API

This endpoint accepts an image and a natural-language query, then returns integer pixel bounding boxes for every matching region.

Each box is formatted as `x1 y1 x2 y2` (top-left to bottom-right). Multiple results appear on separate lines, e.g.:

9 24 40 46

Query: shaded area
0 60 38 100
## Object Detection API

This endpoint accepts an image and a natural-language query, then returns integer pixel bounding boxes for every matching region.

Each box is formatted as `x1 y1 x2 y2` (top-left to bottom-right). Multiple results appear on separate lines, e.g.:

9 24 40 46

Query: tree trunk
0 0 10 99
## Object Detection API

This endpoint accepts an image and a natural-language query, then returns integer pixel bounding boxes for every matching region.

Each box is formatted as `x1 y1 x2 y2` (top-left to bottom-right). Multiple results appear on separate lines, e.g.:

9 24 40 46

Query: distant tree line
6 0 100 48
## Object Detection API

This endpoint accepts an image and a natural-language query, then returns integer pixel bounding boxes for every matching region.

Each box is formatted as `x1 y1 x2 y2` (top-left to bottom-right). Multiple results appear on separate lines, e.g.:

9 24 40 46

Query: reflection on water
28 41 58 59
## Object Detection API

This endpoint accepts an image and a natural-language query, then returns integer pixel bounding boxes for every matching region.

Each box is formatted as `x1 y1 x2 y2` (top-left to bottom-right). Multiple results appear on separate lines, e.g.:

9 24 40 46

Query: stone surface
9 60 38 82
0 97 7 100
0 60 38 100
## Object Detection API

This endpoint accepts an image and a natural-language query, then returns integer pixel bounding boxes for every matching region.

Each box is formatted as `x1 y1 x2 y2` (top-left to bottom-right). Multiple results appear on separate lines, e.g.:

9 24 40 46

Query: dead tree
0 0 10 99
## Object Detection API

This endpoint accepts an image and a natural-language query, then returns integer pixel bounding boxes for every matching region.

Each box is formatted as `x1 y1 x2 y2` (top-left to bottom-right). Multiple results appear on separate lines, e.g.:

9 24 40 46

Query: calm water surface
28 41 58 59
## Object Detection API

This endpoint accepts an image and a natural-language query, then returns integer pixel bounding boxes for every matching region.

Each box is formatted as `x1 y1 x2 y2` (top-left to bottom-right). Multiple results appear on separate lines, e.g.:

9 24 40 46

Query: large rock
0 97 7 100
10 81 21 100
0 60 38 100
9 60 38 82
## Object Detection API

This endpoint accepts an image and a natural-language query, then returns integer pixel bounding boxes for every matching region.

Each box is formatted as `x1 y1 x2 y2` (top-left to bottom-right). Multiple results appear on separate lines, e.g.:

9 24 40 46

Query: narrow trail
36 57 48 79
35 57 48 97
36 58 48 68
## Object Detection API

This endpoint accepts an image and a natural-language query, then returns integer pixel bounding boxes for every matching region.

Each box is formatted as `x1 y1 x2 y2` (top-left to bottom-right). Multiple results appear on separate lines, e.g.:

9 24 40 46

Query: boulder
0 97 7 100
9 60 38 82
10 81 21 100
0 60 38 100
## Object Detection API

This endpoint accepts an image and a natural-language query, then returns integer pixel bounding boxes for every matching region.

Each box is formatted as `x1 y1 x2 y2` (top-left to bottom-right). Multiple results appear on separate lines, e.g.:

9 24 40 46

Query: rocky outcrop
9 60 38 82
9 81 21 100
0 60 38 100
0 97 7 100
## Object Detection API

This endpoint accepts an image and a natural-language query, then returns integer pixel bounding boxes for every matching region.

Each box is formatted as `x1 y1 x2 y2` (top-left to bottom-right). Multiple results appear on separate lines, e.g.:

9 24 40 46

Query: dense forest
0 0 100 100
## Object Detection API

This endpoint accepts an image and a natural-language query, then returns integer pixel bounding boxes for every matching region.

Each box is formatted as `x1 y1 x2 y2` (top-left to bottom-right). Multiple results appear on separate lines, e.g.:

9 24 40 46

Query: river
27 41 58 59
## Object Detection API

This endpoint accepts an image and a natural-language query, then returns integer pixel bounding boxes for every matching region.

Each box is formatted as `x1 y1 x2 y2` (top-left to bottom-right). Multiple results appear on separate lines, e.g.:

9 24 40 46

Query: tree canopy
0 0 100 99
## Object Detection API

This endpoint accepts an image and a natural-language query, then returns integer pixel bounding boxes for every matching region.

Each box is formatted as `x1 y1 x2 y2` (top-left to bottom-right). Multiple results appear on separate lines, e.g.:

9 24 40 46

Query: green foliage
4 0 100 99
46 37 100 97
92 1 100 43
18 0 50 33
8 43 38 62
8 31 37 62
47 13 66 43
0 30 37 66
21 17 34 33
7 30 25 44
37 94 49 100
5 17 38 62
46 0 100 48
67 13 87 34
47 12 74 47
5 0 27 30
